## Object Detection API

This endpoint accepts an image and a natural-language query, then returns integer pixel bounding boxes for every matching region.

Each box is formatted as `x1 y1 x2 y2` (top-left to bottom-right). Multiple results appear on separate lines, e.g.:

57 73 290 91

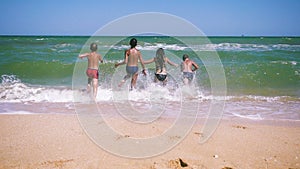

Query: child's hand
142 69 147 76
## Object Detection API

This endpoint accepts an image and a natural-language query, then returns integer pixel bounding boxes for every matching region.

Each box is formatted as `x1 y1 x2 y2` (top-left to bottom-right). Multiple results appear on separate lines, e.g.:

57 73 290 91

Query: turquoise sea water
0 36 299 120
0 36 299 96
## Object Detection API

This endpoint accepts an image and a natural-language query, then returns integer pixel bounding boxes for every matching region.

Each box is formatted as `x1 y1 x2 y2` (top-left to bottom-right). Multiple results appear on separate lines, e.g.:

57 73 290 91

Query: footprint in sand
233 125 247 129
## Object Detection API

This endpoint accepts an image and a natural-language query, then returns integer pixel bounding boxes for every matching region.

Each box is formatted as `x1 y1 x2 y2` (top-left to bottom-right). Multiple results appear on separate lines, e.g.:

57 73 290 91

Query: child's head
129 38 137 48
90 43 97 52
183 54 189 61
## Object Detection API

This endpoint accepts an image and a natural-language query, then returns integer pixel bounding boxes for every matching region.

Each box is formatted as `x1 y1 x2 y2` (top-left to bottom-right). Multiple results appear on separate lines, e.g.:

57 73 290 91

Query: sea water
0 36 299 121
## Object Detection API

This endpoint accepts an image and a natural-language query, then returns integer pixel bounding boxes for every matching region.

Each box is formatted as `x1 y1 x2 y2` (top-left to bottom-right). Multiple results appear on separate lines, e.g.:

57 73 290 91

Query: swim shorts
155 73 167 82
86 68 99 79
183 72 194 81
126 66 138 75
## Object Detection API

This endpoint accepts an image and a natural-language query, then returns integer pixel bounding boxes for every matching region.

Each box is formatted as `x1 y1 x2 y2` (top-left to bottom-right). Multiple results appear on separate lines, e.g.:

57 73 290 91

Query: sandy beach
1 0 300 168
0 113 299 169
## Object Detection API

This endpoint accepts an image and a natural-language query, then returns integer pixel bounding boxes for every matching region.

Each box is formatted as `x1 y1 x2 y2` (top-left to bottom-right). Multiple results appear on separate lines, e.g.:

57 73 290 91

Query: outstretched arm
166 57 178 67
138 52 147 75
143 58 155 64
78 53 89 59
115 50 128 67
137 51 145 69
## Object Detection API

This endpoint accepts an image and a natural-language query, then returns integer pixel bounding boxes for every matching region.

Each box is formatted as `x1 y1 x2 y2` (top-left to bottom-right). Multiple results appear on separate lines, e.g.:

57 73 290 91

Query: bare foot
118 80 125 87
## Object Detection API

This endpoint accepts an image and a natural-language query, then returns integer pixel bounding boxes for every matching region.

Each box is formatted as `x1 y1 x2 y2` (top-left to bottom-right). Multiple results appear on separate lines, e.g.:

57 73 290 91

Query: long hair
155 48 166 72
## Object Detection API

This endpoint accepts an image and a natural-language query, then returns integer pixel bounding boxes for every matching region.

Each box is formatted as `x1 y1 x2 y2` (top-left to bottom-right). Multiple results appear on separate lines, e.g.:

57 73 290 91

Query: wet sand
0 113 299 169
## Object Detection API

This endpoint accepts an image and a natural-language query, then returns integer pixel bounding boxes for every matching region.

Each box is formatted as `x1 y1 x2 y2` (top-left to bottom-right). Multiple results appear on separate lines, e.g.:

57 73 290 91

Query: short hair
90 43 97 52
183 54 189 61
129 38 137 48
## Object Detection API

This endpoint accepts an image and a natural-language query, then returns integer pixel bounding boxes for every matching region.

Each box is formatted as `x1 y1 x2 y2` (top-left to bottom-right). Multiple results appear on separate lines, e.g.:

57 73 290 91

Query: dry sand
0 114 299 169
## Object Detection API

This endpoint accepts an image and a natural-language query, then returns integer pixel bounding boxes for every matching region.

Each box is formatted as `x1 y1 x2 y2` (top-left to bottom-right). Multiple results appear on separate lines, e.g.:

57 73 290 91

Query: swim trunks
155 73 167 82
126 66 138 75
183 72 194 81
86 68 99 79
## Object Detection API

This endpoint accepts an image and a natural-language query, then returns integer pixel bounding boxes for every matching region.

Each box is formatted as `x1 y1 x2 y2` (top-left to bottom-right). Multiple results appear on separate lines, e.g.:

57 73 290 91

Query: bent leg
92 78 98 100
183 78 189 85
118 74 130 87
131 73 138 89
87 77 92 93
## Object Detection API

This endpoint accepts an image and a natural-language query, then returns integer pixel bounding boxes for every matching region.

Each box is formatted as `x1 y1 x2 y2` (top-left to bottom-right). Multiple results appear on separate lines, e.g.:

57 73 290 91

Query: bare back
87 52 102 69
182 59 198 72
126 48 140 66
182 59 193 72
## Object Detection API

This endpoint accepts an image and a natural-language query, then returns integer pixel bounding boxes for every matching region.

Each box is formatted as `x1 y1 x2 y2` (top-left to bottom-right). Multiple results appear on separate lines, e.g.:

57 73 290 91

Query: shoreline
0 114 299 169
1 100 299 122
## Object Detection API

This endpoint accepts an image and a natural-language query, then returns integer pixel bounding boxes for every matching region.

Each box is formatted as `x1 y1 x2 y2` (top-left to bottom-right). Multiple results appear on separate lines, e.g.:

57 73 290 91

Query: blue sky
0 0 299 36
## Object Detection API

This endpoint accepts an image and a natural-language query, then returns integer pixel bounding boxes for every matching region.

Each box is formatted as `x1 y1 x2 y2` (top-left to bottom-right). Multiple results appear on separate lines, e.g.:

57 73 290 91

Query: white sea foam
1 81 298 103
0 111 34 115
106 43 300 52
232 112 263 120
1 75 298 103
54 43 74 48
1 75 299 121
0 83 72 103
1 75 21 84
0 76 201 103
270 60 298 66
36 38 47 41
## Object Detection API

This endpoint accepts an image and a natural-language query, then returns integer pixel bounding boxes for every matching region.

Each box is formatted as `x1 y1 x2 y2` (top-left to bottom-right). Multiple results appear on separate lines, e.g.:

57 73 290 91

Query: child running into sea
115 38 146 90
78 43 103 100
144 48 178 86
181 54 199 85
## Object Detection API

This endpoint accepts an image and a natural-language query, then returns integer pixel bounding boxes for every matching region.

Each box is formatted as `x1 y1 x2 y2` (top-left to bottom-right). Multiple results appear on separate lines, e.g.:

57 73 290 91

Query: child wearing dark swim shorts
181 54 199 85
115 38 146 90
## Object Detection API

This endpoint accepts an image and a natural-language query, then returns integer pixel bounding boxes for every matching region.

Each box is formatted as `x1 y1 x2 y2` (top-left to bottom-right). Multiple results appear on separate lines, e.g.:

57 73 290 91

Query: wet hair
183 54 189 61
129 38 137 48
155 48 165 70
90 43 97 52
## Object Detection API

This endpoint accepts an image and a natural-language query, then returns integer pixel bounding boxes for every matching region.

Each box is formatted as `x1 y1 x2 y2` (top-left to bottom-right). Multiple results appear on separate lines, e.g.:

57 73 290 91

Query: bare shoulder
79 52 90 57
132 48 140 52
125 49 130 55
